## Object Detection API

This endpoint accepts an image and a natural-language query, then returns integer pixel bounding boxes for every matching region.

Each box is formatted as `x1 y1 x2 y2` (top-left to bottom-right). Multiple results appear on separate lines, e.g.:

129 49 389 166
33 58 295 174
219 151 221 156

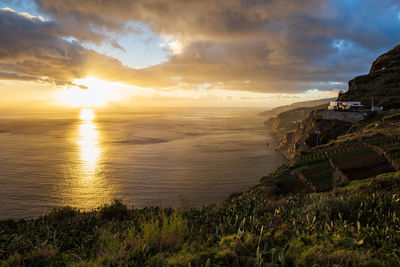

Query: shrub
369 173 400 190
160 212 187 250
46 206 79 224
2 252 21 267
141 211 187 252
298 245 356 266
26 246 58 265
99 199 129 220
302 198 356 222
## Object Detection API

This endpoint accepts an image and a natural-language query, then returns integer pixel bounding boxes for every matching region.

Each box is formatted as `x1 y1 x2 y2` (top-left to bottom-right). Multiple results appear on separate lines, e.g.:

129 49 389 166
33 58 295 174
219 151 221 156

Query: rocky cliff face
338 45 400 109
289 109 352 157
264 105 333 159
265 107 315 159
267 107 353 159
265 107 314 138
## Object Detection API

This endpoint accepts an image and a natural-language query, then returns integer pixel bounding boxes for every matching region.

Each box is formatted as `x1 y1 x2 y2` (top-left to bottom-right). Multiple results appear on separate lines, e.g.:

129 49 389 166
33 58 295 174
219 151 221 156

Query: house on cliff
324 99 384 123
328 101 363 111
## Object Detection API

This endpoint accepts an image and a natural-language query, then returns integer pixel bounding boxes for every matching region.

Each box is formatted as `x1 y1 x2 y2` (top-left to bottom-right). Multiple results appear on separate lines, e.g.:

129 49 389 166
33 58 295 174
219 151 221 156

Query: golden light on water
60 108 113 210
77 110 100 176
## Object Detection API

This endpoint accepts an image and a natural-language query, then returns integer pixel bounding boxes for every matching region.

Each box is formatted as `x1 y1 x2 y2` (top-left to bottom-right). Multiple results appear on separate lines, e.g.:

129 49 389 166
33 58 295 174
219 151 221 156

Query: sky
1 0 400 110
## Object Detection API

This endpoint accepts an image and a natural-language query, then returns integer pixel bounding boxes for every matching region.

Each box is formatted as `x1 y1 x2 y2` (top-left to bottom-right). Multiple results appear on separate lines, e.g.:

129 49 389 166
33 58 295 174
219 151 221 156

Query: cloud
0 7 171 87
2 0 400 93
35 0 326 40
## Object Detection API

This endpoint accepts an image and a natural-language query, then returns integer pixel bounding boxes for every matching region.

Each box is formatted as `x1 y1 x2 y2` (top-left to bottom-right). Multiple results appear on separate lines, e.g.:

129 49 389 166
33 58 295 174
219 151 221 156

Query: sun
79 109 95 121
57 77 125 107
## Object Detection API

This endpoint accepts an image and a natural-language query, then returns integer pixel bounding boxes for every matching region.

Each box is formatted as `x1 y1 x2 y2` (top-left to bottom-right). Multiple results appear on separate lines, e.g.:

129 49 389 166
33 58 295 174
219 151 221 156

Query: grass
3 173 400 266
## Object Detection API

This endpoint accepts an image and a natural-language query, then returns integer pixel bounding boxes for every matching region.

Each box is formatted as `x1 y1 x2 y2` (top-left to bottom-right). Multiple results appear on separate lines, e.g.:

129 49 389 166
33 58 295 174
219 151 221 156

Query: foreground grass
2 173 400 266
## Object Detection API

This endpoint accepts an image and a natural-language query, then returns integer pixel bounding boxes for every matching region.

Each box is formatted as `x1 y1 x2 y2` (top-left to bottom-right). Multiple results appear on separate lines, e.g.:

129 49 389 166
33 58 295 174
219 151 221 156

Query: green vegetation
2 174 400 266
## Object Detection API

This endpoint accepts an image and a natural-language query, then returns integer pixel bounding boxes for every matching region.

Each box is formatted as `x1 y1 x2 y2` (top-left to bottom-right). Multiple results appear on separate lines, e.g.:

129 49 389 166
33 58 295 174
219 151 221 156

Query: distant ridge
260 98 335 118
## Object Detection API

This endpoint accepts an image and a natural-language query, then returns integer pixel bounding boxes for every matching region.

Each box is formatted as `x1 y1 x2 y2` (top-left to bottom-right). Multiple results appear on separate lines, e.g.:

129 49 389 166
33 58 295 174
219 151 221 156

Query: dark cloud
0 7 84 84
2 0 400 93
0 7 171 87
34 0 325 40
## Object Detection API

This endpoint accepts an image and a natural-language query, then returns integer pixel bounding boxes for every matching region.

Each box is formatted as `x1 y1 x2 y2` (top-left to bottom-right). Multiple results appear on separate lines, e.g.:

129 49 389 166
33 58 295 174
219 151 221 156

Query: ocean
0 108 286 218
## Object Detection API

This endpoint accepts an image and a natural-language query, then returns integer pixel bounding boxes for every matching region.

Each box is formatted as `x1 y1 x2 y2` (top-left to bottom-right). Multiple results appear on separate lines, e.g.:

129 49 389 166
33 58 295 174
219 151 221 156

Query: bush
99 199 129 220
27 246 58 265
302 198 356 222
141 211 187 252
46 206 79 224
369 173 400 190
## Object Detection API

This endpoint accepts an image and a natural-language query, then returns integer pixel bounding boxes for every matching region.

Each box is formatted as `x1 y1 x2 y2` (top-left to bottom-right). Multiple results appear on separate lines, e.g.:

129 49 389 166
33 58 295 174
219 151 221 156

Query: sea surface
0 108 286 219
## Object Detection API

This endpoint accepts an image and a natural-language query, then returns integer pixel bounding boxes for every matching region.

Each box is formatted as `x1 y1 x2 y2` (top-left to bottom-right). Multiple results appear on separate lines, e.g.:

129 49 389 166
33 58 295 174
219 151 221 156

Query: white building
371 106 383 112
328 101 364 111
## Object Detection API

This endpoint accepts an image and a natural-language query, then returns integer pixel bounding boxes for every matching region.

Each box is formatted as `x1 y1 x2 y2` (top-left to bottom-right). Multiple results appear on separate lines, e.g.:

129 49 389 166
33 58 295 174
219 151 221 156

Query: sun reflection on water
60 109 114 210
78 114 100 177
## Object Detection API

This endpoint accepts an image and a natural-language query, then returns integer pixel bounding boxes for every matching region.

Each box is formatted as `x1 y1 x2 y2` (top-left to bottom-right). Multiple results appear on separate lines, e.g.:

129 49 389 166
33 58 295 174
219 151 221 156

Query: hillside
2 171 400 266
262 111 400 193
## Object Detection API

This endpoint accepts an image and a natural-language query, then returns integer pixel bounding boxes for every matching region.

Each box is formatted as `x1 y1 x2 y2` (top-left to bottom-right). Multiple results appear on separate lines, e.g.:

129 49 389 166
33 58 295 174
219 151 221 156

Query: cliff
265 106 315 138
265 106 322 158
264 101 334 159
275 108 352 158
338 45 400 108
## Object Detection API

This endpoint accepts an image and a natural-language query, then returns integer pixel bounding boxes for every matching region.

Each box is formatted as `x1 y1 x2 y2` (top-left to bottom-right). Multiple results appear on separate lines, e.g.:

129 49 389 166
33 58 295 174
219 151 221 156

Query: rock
265 104 334 159
339 45 400 109
370 45 400 73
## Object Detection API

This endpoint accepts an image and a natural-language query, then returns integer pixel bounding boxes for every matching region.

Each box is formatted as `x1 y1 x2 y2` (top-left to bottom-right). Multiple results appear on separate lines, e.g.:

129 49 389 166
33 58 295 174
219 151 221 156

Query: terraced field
333 151 394 180
296 160 334 191
364 134 400 170
363 134 395 146
291 140 394 191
